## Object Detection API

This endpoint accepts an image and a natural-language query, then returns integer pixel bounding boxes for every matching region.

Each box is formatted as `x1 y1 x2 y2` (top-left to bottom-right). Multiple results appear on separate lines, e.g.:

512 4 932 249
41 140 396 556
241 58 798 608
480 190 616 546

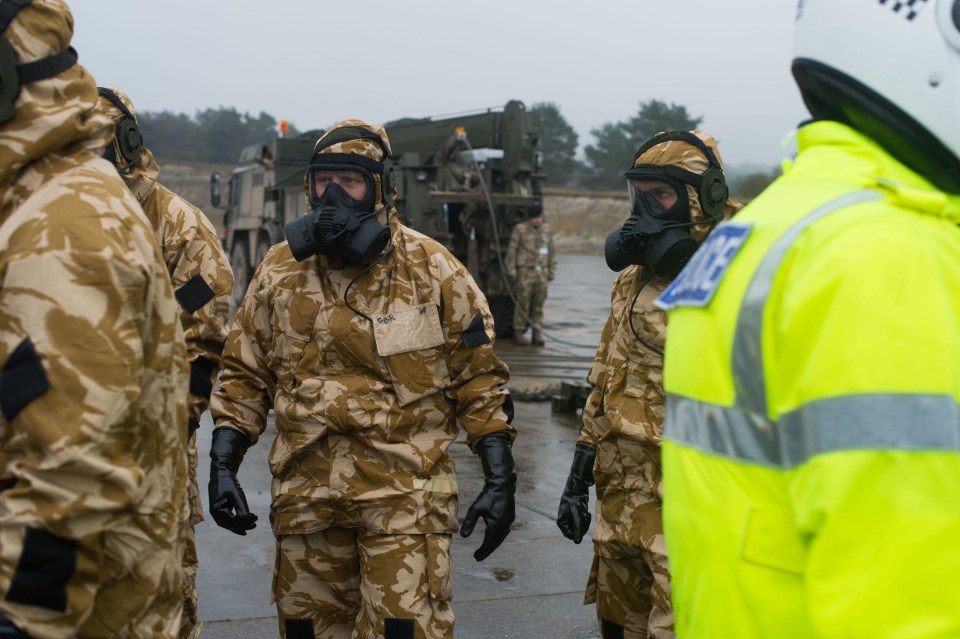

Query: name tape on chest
655 223 751 311
373 304 445 357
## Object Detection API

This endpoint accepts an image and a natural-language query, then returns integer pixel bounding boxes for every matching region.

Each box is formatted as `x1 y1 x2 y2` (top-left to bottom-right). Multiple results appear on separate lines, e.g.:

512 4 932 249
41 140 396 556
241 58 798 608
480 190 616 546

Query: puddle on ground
493 568 515 582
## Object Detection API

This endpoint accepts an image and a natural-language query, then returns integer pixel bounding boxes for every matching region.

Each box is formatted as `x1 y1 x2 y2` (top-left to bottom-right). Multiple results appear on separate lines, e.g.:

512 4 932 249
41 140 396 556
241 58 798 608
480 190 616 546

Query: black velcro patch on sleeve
385 618 415 639
459 313 491 347
175 274 216 315
189 356 217 401
1 336 50 422
284 618 315 639
6 527 77 612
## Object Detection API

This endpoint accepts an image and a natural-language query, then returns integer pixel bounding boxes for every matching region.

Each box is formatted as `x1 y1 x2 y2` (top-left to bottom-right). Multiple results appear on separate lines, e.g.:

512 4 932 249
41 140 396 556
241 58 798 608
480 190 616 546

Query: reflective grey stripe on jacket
666 189 960 467
667 393 960 469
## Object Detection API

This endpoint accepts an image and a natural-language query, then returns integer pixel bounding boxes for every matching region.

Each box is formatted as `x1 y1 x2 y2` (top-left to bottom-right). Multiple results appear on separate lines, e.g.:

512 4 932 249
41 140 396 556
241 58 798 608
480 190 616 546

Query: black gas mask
284 168 390 264
604 132 729 277
604 186 700 277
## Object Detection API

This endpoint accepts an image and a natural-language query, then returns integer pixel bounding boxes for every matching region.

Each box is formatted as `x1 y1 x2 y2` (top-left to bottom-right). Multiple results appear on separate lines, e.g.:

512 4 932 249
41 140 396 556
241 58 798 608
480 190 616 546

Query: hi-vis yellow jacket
657 121 960 639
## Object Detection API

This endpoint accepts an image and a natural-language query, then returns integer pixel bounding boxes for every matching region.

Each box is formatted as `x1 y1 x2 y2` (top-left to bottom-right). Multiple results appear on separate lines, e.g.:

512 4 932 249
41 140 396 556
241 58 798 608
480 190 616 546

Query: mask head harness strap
97 87 142 173
310 126 395 208
624 131 729 221
0 0 79 123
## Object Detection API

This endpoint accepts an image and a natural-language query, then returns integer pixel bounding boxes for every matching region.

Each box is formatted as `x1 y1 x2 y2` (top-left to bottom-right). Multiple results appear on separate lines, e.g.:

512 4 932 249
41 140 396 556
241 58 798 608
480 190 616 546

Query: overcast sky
67 1 808 170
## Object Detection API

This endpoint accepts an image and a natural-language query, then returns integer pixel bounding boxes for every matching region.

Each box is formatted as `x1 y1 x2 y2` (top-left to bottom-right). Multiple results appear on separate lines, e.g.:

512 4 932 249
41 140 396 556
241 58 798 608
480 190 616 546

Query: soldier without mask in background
504 200 556 346
208 120 517 639
91 87 233 639
0 1 189 637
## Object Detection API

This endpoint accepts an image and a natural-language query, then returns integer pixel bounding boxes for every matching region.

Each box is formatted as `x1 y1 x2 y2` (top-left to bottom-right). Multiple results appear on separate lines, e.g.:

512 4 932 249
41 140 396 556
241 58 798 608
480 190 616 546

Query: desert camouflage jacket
125 153 232 528
578 268 672 556
504 220 557 281
94 89 233 433
0 3 188 634
211 215 515 536
579 265 670 548
123 150 233 430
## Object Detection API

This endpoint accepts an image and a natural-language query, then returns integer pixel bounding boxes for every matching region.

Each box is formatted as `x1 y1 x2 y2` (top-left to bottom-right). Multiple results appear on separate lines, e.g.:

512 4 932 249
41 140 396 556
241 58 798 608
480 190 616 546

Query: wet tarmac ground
195 253 617 638
501 254 613 383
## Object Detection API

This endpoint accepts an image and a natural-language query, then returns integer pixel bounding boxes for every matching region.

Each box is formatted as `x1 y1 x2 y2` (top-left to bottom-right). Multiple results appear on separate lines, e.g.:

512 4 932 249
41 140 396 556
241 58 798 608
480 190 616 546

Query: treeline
137 107 292 164
532 99 779 196
137 101 777 196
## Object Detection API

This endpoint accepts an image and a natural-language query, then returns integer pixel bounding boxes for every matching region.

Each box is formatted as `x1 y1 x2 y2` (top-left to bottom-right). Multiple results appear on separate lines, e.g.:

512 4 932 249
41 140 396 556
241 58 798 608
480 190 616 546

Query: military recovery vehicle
213 100 544 334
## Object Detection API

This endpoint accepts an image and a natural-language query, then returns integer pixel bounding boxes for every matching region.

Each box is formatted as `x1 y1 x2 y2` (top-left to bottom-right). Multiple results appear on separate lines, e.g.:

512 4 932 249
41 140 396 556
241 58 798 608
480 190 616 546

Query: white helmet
793 0 960 192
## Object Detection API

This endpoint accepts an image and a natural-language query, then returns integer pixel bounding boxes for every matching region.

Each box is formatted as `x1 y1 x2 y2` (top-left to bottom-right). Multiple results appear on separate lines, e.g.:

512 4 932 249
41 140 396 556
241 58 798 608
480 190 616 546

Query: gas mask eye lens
312 169 371 206
631 180 679 216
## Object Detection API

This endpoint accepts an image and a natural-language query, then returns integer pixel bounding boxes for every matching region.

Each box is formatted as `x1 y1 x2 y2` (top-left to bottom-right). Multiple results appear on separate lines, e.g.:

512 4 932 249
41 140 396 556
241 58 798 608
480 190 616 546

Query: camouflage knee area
591 551 667 639
275 530 454 639
527 276 548 328
645 543 674 639
512 274 534 329
354 532 454 639
275 528 361 638
594 532 674 639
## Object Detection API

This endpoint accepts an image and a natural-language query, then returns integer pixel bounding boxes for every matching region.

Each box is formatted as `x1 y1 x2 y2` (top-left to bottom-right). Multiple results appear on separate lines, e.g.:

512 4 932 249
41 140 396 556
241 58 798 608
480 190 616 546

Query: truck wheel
230 237 250 309
488 295 514 338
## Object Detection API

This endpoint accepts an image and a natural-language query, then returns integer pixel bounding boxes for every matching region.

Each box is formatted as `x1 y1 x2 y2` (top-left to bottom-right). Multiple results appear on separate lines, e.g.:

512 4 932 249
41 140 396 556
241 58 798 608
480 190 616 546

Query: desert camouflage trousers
180 432 203 639
511 268 549 331
584 537 674 639
274 528 455 639
179 522 200 639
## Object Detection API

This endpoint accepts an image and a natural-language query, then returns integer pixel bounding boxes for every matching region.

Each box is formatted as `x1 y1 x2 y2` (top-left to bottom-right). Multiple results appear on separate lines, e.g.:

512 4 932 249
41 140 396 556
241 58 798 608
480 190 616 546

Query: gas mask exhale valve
604 190 699 277
284 181 390 264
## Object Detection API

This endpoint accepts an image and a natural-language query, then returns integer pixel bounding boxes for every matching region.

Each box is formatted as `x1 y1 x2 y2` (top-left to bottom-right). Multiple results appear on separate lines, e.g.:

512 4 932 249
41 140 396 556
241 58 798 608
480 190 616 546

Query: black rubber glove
209 427 258 535
460 434 516 561
557 443 596 544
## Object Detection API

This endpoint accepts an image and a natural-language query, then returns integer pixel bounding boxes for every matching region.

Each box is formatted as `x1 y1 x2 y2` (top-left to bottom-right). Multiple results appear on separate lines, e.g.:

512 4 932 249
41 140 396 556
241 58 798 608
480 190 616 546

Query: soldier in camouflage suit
504 201 556 346
208 120 517 639
0 1 189 637
557 131 741 639
92 88 233 639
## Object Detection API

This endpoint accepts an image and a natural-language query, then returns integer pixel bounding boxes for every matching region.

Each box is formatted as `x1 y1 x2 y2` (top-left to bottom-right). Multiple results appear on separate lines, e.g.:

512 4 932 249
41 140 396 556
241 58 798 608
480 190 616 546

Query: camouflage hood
0 0 112 194
631 130 740 244
303 119 400 234
91 87 161 196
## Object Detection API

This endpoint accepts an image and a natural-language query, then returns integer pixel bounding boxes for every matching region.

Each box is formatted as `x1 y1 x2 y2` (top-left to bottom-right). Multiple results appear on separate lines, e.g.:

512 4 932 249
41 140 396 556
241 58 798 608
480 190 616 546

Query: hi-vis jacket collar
790 121 960 223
